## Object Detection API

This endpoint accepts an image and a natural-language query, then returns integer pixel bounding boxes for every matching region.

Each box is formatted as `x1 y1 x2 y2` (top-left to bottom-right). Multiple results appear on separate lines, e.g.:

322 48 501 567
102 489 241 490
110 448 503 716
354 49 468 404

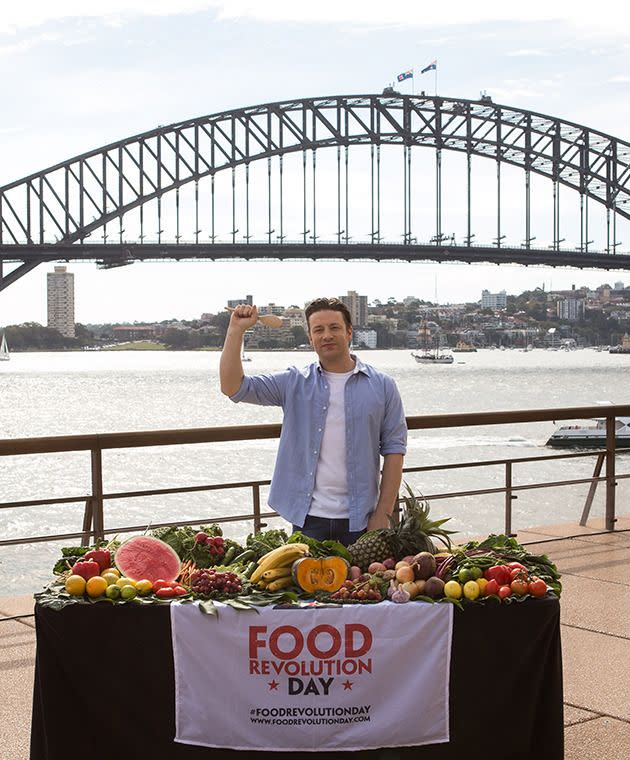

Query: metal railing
1 405 629 552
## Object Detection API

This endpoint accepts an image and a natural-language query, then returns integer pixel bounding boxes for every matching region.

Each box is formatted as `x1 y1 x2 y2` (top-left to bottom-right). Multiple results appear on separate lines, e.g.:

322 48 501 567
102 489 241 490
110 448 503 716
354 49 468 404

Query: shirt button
323 406 327 410
318 428 322 432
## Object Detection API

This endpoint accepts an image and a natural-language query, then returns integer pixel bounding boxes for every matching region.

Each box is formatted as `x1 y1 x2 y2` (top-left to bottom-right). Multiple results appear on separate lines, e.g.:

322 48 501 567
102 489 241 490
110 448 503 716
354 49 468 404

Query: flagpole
412 68 415 95
435 61 438 95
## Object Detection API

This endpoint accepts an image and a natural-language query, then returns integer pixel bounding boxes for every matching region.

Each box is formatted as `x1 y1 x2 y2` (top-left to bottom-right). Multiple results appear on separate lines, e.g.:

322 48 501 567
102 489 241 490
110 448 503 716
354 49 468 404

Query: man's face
307 309 352 363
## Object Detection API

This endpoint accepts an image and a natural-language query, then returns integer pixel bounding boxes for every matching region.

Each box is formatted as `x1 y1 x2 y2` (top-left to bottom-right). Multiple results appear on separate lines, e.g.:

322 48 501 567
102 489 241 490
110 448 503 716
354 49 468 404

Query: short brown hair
305 297 352 331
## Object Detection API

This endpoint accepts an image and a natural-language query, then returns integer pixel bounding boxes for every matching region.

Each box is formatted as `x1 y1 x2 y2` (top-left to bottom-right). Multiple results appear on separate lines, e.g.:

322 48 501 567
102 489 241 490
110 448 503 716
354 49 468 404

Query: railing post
504 462 515 535
605 416 617 531
580 452 605 526
91 448 104 542
252 484 262 534
81 499 94 546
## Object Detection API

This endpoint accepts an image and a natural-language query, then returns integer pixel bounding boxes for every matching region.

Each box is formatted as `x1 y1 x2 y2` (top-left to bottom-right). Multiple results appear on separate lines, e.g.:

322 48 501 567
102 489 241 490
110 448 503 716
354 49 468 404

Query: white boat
241 352 252 362
411 350 454 365
546 417 630 448
0 333 9 361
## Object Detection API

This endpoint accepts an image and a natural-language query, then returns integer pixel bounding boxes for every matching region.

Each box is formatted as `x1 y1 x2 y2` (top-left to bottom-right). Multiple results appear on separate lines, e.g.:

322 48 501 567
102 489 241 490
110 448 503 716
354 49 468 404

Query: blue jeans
293 515 365 546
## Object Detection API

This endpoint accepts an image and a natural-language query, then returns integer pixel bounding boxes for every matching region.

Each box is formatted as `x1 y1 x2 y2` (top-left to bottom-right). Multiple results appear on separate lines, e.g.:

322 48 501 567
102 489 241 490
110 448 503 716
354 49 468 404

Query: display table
31 597 563 759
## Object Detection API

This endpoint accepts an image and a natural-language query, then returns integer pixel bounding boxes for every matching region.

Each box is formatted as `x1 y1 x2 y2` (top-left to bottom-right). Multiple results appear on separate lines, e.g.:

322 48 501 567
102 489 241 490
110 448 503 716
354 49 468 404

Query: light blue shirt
230 355 407 532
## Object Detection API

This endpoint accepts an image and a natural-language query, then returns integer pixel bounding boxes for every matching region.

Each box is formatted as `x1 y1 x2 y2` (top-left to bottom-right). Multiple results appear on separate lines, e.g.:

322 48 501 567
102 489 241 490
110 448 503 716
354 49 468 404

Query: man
220 297 407 544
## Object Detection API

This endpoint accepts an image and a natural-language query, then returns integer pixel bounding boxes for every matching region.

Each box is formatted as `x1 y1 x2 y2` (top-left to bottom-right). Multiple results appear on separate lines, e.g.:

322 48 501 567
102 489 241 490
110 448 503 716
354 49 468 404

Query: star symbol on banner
342 680 354 690
268 680 279 691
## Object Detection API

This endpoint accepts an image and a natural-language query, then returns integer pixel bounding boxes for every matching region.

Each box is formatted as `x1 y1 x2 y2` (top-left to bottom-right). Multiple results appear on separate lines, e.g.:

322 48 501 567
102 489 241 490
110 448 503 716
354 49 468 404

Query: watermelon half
114 536 181 583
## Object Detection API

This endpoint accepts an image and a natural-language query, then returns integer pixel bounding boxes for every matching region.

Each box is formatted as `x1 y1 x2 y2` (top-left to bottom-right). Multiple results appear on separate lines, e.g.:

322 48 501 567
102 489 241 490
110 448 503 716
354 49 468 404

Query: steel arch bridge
2 92 630 293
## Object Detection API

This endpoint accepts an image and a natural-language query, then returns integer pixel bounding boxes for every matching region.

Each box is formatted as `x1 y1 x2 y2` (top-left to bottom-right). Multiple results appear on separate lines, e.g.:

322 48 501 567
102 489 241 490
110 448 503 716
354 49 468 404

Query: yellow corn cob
266 576 294 592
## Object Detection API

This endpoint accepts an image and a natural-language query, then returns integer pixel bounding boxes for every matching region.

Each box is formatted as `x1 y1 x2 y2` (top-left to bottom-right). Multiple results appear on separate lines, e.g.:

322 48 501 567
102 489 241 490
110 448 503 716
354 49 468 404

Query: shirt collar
314 353 369 375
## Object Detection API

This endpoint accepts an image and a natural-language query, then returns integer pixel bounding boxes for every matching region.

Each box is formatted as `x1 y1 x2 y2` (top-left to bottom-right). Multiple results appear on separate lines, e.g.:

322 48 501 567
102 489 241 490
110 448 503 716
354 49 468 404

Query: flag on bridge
421 60 437 74
397 69 413 82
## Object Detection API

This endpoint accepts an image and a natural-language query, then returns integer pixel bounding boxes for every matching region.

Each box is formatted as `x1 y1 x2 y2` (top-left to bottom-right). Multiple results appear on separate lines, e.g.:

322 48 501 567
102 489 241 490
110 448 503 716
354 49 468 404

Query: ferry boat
452 341 477 353
546 417 630 448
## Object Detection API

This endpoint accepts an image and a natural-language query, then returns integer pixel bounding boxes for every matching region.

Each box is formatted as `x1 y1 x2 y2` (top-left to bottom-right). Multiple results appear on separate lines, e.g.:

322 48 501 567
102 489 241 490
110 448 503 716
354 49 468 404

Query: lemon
444 580 463 599
116 577 136 588
476 578 488 596
86 575 108 598
120 585 137 601
101 572 120 587
135 579 153 596
463 580 480 600
106 568 121 578
105 584 121 600
65 574 87 596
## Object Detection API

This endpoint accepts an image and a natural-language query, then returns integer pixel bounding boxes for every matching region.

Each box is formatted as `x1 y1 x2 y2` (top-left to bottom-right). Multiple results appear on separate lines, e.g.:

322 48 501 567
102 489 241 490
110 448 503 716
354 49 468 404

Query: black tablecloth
31 598 563 760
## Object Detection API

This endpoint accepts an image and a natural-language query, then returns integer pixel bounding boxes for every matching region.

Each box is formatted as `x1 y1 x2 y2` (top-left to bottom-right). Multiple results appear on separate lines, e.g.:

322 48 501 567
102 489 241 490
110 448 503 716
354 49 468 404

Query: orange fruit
101 572 120 587
65 574 87 596
135 579 153 596
86 576 108 598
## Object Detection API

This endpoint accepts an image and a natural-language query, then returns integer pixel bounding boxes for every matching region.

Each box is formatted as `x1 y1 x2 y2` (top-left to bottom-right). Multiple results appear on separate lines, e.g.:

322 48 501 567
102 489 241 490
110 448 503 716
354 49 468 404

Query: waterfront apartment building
227 295 253 309
556 297 585 321
340 290 368 327
47 266 75 338
481 289 507 310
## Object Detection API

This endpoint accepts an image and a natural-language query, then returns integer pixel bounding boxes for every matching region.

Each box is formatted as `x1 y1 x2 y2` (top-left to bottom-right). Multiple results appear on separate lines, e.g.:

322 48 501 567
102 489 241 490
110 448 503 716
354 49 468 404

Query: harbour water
1 348 629 596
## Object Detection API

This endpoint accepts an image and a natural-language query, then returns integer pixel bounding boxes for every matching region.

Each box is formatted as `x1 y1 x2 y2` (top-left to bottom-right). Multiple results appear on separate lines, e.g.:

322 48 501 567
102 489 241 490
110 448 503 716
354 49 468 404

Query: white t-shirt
308 368 354 519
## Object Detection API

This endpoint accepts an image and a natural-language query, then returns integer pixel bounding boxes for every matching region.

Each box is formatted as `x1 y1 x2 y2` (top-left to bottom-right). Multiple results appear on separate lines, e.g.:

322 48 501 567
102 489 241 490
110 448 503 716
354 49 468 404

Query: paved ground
1 516 628 759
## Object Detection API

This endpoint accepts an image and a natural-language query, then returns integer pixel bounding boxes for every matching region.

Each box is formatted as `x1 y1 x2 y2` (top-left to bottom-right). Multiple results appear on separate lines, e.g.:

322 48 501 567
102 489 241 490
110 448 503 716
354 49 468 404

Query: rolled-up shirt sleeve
229 371 289 407
380 378 407 455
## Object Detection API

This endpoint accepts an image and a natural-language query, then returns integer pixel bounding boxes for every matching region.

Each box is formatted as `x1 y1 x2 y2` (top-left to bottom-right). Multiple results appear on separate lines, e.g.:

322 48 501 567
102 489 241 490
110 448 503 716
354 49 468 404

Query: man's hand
220 304 259 396
228 304 259 332
366 510 391 532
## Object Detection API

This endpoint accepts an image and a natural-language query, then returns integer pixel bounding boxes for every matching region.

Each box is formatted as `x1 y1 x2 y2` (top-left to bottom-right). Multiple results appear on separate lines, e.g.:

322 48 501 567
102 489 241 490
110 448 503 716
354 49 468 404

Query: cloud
608 74 630 83
506 48 552 57
2 1 630 36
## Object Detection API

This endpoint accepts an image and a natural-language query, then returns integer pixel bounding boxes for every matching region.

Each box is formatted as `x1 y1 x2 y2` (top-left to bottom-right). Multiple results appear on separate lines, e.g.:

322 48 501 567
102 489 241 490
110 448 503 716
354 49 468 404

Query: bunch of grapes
331 580 383 602
195 531 226 561
191 569 243 598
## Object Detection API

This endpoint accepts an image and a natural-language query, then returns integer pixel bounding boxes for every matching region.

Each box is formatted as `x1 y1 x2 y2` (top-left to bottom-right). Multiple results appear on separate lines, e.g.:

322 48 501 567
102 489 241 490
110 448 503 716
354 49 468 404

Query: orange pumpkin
292 556 350 593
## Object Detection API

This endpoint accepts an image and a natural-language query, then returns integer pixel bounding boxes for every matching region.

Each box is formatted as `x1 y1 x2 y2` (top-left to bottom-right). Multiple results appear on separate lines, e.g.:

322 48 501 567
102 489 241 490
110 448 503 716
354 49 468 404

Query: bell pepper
484 565 511 587
71 559 101 580
84 548 111 573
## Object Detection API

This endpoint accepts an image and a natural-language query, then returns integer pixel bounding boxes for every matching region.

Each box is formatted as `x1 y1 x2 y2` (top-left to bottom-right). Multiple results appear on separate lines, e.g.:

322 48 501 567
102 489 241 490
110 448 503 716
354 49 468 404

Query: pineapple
348 483 456 571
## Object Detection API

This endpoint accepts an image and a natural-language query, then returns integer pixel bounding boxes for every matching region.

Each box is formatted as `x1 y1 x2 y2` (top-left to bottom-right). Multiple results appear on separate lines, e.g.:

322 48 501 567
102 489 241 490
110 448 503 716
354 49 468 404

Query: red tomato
528 578 547 598
155 586 176 599
484 565 511 586
510 567 529 582
498 585 512 599
173 586 189 596
485 579 500 596
506 561 526 571
153 579 174 592
510 578 529 596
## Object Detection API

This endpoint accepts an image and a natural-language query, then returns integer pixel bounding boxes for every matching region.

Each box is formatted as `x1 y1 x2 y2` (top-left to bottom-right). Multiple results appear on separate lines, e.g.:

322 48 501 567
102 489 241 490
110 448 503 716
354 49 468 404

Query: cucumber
243 561 257 579
223 546 237 565
233 549 256 564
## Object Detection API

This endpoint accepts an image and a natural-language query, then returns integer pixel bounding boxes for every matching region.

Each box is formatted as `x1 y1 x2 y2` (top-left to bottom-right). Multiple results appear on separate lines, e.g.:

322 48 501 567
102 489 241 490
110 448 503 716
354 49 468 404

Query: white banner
171 601 453 753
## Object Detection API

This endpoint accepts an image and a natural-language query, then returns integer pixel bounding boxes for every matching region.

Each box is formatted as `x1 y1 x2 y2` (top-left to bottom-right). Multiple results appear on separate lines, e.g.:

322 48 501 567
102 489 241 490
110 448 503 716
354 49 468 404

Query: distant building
112 325 157 341
556 297 585 321
481 289 507 310
340 290 368 327
614 281 625 290
353 329 377 349
227 295 253 308
47 266 75 338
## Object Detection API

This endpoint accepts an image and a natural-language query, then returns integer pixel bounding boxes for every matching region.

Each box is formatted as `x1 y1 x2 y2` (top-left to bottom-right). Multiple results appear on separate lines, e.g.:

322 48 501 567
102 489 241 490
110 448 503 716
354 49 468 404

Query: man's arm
219 305 258 397
367 453 404 531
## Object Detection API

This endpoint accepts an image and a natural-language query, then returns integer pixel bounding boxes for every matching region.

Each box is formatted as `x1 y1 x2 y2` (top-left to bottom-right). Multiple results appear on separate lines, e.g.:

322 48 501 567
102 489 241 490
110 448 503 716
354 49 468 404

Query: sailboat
0 332 9 361
411 322 454 365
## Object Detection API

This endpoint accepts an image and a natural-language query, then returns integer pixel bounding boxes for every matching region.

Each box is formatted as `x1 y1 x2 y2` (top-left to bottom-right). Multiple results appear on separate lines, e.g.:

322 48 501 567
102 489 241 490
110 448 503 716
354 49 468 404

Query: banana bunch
250 543 309 591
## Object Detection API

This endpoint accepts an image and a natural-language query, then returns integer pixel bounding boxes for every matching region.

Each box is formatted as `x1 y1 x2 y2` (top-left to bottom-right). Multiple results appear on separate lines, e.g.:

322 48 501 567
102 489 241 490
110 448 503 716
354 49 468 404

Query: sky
1 1 630 324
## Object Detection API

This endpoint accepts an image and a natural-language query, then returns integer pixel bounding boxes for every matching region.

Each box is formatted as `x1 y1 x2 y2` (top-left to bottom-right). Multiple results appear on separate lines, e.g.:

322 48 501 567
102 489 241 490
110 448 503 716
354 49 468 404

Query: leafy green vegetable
245 528 289 559
287 532 352 561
